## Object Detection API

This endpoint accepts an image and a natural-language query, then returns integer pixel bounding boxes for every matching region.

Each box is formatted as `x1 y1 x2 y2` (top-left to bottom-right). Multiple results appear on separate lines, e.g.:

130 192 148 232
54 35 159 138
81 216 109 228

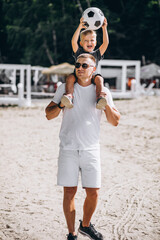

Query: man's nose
79 65 83 69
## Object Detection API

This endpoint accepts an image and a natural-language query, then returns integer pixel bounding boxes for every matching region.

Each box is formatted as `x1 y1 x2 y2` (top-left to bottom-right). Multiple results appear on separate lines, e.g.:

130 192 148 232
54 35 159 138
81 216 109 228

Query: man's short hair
77 53 96 66
80 30 97 41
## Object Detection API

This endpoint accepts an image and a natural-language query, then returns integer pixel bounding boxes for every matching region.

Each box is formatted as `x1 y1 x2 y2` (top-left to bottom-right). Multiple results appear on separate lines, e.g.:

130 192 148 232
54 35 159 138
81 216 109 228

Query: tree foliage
0 0 160 66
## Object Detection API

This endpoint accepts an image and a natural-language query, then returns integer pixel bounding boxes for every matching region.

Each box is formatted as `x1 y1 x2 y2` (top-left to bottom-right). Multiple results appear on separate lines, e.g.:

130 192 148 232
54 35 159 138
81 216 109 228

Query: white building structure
0 64 44 106
97 59 141 98
0 60 141 106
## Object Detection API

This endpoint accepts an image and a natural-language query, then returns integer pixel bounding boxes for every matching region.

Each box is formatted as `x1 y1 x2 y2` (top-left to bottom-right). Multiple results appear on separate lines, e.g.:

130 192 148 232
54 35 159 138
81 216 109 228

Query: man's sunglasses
75 62 94 69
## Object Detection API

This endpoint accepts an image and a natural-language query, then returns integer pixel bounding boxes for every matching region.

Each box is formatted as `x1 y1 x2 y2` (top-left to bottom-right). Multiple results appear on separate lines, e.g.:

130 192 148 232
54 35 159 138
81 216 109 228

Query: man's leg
63 187 77 236
82 188 99 227
78 150 103 239
78 188 103 239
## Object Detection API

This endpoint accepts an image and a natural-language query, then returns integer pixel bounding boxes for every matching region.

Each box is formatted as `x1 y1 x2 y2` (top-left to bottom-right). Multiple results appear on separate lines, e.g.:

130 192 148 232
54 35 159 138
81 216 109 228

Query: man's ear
80 41 83 47
93 66 96 73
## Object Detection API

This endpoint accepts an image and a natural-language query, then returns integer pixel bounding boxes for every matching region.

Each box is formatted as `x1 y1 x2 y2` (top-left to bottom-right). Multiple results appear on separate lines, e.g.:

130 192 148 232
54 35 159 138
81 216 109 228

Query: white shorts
57 148 101 188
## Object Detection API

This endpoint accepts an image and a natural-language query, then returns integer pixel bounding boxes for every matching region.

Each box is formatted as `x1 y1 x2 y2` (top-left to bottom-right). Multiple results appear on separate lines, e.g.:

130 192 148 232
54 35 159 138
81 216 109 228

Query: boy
61 17 109 110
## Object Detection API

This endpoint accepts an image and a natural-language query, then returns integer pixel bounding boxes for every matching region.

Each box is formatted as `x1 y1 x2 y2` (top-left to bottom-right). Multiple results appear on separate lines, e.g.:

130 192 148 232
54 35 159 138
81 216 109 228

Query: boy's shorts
57 148 101 188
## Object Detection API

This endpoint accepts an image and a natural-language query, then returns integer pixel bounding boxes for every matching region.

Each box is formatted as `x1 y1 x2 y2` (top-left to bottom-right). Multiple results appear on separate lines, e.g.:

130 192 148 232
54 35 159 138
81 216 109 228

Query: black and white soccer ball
82 7 104 30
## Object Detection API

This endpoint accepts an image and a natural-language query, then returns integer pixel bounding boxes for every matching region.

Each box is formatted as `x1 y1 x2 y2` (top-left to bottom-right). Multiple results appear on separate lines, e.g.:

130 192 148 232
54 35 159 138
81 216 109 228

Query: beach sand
0 96 160 240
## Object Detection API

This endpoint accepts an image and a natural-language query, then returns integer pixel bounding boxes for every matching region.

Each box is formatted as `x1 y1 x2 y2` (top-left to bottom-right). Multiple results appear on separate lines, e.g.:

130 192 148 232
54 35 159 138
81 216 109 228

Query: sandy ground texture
0 96 160 240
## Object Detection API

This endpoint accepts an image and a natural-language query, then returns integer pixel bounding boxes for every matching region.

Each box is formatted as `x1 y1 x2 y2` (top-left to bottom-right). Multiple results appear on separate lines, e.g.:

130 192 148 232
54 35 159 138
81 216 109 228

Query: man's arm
45 101 64 120
99 18 109 56
71 18 86 53
104 105 120 126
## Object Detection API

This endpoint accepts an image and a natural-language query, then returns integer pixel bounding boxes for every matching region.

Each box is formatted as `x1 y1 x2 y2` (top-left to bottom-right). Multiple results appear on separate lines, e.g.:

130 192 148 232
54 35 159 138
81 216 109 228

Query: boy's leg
94 75 108 110
61 74 76 108
66 74 76 95
94 75 104 98
63 187 77 236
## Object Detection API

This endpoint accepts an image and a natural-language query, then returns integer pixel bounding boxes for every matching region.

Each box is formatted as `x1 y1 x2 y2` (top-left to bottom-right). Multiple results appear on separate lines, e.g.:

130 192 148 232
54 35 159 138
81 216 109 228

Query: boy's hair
77 53 96 66
80 30 97 41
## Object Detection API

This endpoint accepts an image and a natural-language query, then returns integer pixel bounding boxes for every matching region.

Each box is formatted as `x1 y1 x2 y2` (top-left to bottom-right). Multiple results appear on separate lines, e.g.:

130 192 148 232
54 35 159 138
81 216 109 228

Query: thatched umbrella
42 62 75 76
127 63 160 79
140 63 160 79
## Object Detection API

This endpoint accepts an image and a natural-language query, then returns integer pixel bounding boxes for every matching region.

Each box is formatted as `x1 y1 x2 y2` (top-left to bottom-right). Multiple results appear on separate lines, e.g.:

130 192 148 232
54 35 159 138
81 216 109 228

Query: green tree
1 0 160 66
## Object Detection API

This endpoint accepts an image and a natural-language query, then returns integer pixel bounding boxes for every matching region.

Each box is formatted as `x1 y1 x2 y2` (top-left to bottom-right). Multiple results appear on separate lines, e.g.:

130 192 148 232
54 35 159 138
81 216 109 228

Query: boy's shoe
78 220 103 240
96 97 107 110
61 95 73 109
67 233 77 240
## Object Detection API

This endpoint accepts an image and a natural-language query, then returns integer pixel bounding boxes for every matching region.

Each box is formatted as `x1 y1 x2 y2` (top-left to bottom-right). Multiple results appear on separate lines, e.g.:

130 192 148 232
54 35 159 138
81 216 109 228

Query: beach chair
145 82 155 95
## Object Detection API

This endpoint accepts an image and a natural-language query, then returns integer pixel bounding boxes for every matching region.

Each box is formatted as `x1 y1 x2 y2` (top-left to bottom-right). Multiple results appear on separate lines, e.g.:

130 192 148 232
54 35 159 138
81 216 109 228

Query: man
45 54 120 240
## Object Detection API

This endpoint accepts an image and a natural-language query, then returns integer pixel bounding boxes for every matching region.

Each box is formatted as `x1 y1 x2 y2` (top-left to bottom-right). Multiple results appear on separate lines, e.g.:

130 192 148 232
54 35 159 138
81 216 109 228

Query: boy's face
80 33 97 52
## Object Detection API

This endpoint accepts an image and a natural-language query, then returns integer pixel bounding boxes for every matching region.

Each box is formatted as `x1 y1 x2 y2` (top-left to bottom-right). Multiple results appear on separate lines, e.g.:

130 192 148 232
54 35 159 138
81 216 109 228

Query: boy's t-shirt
73 47 103 68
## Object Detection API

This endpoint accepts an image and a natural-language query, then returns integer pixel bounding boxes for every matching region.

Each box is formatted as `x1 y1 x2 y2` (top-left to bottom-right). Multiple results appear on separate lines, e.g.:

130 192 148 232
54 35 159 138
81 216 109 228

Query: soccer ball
82 7 104 30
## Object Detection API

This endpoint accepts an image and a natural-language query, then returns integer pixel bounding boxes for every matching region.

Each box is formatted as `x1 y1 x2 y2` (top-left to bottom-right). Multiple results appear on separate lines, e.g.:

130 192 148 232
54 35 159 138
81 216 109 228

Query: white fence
0 64 44 106
0 60 142 106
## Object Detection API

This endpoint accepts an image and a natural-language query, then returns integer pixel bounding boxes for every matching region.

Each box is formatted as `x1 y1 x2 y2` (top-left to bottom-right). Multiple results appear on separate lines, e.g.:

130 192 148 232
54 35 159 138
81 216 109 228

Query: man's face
80 33 97 52
75 57 96 81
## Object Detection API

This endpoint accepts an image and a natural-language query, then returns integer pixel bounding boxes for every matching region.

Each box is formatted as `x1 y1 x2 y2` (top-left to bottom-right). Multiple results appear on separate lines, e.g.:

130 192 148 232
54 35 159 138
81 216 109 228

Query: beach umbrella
140 63 160 79
42 62 75 76
127 63 160 79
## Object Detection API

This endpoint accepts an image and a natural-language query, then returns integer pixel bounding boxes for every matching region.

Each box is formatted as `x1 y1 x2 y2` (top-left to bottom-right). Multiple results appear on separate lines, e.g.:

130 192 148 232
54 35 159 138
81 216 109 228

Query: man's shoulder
55 82 66 93
104 86 112 96
104 86 110 92
58 82 66 88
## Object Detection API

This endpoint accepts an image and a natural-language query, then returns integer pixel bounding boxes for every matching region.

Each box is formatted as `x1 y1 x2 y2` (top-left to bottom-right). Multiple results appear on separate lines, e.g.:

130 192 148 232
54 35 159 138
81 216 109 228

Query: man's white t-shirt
53 83 115 150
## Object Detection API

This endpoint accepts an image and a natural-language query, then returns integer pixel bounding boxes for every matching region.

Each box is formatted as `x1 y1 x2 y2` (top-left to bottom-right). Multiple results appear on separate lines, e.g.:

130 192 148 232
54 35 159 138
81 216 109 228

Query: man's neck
77 77 92 87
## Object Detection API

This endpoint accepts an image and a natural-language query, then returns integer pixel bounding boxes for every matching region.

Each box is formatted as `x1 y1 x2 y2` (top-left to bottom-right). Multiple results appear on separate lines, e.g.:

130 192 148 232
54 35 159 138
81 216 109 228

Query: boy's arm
45 101 64 120
72 18 86 53
99 18 109 56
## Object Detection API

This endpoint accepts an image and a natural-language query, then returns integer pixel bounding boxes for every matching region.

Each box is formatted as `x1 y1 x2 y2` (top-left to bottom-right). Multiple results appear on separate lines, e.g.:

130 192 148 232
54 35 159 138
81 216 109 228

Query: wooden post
26 65 31 106
135 61 141 91
121 64 127 92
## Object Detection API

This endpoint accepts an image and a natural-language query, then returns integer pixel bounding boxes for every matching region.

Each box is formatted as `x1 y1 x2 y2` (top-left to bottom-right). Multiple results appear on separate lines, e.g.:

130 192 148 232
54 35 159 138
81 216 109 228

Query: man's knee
64 187 77 200
86 188 99 200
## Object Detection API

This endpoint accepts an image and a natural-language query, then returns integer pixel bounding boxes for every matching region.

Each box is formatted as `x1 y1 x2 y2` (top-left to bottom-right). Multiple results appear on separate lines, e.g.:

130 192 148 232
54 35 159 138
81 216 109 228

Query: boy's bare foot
61 94 73 109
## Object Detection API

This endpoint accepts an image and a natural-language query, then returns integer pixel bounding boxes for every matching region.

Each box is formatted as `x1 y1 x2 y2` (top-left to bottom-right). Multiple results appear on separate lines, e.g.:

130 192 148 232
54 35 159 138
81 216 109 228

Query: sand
0 96 160 240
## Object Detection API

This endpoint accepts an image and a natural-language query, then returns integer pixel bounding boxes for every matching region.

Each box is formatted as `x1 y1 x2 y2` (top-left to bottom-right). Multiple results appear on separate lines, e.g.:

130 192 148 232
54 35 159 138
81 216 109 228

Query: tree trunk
85 0 91 8
61 0 65 16
76 0 83 14
52 29 58 64
43 39 54 65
